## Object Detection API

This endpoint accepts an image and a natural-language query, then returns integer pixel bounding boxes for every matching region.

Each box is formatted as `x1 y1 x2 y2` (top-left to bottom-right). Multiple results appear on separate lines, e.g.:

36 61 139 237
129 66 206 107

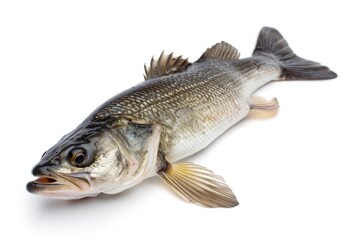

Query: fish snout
31 156 61 176
27 165 57 194
27 157 63 194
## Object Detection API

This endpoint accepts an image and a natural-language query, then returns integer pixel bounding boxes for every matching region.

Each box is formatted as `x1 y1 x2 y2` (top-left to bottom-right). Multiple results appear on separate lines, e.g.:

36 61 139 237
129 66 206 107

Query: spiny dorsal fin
198 41 240 61
144 51 191 80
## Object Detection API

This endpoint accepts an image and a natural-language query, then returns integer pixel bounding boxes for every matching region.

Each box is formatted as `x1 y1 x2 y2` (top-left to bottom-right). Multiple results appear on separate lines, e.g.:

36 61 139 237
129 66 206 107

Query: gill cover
102 120 161 194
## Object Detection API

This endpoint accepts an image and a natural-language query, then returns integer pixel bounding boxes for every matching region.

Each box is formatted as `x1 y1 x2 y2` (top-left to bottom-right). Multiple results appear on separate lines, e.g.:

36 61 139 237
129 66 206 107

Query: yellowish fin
158 162 238 208
250 96 279 111
248 96 279 118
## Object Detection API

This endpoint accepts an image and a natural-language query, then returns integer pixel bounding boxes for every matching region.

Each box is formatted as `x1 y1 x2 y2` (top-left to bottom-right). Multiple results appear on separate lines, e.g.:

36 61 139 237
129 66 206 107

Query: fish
27 27 337 208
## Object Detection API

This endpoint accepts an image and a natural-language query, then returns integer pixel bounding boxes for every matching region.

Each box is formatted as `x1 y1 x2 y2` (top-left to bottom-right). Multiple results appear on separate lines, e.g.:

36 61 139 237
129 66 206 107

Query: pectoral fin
158 161 238 208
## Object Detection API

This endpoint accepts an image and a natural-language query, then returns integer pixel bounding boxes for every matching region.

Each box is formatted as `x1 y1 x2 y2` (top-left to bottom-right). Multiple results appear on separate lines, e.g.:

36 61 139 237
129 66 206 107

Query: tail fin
252 27 337 80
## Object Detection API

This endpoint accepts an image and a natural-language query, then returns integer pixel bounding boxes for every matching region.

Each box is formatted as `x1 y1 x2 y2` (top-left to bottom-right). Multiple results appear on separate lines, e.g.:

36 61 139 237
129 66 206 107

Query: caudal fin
252 27 337 80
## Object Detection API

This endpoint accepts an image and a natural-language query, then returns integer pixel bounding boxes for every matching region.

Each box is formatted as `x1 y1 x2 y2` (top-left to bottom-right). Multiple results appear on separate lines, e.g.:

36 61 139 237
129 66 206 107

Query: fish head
27 120 161 199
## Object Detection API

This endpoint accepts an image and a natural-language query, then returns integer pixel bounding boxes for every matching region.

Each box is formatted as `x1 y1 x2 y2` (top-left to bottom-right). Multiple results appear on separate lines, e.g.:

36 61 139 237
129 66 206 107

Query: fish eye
67 147 93 167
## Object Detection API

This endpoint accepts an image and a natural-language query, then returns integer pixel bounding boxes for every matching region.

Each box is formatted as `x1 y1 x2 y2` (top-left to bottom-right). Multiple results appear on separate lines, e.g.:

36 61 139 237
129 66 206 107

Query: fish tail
252 27 337 80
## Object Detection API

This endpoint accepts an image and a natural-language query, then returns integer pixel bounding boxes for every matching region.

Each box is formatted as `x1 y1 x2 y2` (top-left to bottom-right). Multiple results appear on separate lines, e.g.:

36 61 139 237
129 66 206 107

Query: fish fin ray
197 41 240 61
158 162 238 208
250 96 279 111
144 51 191 80
252 27 337 80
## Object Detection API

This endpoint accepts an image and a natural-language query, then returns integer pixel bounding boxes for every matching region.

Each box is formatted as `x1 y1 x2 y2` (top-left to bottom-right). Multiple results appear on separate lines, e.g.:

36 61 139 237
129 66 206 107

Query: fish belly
167 99 250 162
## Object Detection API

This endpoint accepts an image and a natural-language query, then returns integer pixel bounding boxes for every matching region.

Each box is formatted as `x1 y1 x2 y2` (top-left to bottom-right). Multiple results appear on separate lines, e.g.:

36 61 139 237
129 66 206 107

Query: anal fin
248 96 279 118
158 162 238 208
250 96 279 111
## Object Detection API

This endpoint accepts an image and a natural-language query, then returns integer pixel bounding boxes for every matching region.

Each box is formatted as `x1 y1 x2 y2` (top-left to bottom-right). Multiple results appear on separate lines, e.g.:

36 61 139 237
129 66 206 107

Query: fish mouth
27 171 91 198
32 176 60 186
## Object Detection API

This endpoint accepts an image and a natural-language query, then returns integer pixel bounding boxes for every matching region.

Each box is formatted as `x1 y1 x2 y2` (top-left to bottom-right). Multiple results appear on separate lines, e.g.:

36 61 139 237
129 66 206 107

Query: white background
0 1 359 239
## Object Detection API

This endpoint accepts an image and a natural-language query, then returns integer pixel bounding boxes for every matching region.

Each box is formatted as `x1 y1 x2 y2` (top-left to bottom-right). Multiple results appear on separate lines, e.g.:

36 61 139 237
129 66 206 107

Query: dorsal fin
198 41 240 61
144 51 191 80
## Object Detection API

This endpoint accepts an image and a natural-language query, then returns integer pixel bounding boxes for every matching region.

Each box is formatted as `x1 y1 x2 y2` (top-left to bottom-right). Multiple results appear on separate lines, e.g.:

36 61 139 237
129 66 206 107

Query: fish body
95 56 280 163
27 27 336 207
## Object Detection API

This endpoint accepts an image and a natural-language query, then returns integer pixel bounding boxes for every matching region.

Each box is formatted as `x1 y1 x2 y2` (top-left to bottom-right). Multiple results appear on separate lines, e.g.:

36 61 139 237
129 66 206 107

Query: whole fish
27 27 336 208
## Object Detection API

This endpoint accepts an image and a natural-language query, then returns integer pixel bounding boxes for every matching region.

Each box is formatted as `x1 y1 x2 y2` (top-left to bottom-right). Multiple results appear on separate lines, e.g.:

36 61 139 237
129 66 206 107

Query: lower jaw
26 181 99 199
27 181 60 192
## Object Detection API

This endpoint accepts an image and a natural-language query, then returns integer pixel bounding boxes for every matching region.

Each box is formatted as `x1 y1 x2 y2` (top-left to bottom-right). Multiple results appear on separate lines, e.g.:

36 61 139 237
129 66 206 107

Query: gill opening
106 125 161 191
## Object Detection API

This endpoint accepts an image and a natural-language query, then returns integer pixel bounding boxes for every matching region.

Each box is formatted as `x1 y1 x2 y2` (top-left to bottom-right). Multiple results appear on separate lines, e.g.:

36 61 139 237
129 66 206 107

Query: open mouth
27 172 91 195
34 176 58 184
26 175 64 193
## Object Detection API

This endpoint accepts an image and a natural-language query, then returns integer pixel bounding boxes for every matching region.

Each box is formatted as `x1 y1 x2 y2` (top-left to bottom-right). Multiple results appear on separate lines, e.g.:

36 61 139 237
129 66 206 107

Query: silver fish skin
27 27 336 207
95 57 281 163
